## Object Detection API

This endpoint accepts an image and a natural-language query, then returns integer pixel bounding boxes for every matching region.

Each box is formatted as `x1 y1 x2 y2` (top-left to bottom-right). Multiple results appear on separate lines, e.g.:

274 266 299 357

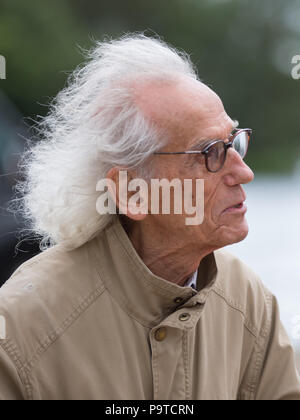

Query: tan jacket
0 218 300 400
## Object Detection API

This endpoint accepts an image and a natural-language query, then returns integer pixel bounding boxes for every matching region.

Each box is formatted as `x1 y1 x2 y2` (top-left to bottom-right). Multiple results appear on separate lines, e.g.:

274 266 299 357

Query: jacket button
179 313 191 322
174 297 183 304
155 327 167 342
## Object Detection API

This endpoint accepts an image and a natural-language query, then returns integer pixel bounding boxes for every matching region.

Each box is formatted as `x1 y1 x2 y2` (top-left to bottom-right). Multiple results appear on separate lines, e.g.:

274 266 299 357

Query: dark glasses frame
153 128 252 173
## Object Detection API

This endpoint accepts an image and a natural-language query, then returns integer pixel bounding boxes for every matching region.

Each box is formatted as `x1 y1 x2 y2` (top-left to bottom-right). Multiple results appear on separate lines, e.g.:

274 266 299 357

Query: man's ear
106 167 148 221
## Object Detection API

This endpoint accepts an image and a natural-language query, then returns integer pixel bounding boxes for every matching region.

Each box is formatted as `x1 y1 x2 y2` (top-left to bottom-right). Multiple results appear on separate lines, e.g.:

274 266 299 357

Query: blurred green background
1 0 300 173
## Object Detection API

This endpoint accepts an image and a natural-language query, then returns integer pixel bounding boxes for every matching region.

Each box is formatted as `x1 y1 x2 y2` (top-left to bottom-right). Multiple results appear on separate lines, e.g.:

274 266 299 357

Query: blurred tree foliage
0 0 300 173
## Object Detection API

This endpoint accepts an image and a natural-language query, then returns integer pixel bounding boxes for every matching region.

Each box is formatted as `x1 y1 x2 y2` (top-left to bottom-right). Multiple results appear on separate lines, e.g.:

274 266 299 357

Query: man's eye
206 148 217 162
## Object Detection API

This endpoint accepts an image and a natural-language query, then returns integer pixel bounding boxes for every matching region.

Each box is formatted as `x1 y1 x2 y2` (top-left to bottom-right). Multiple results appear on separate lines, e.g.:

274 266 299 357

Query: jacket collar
92 218 218 328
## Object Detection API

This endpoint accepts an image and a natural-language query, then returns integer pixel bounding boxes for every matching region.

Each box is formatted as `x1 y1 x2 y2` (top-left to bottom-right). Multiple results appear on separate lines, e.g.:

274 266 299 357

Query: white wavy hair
16 34 198 250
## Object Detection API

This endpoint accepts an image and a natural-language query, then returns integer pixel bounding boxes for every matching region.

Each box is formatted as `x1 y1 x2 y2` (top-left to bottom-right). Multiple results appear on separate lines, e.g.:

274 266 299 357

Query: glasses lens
233 131 249 159
206 141 226 172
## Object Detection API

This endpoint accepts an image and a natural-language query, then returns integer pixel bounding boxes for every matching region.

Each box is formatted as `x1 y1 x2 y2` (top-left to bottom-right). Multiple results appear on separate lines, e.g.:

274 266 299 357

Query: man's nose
222 148 254 186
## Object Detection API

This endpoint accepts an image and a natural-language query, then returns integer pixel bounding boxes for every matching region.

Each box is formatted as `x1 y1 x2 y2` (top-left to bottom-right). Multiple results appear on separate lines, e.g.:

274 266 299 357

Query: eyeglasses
153 128 252 173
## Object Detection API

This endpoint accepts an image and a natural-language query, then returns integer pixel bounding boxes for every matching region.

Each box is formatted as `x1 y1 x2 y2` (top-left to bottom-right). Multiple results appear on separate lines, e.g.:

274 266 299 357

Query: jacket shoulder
212 249 273 337
0 242 105 370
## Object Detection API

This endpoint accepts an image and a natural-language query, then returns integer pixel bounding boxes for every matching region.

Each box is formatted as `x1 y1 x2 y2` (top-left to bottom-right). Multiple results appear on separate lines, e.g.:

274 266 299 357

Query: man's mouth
222 201 247 214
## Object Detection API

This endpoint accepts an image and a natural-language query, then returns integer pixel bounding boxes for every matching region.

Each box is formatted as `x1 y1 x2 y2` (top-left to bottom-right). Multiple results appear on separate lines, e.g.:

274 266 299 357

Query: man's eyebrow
189 120 239 151
232 120 239 129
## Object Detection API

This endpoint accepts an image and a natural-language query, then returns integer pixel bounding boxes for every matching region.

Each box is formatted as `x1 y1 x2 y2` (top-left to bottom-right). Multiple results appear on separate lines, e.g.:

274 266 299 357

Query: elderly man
0 35 299 401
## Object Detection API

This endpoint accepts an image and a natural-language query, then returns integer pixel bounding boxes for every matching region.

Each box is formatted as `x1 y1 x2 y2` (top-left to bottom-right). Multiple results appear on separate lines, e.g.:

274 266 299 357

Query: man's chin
216 222 249 248
227 224 249 246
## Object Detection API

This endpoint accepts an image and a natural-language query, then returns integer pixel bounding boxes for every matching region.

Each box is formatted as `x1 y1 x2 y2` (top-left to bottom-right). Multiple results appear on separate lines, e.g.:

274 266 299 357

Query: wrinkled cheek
203 198 219 226
210 212 222 228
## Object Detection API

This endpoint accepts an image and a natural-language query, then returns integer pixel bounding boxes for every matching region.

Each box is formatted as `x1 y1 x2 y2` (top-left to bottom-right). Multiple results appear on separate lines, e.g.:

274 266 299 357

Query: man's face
136 76 254 251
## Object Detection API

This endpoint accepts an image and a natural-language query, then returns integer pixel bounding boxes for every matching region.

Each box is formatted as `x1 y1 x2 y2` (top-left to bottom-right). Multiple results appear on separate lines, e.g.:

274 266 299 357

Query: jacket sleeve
254 294 300 400
0 345 25 400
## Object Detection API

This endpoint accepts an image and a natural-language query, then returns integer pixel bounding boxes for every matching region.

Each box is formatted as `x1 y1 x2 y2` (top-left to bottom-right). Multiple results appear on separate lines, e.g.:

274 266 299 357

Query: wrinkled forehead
134 76 235 149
